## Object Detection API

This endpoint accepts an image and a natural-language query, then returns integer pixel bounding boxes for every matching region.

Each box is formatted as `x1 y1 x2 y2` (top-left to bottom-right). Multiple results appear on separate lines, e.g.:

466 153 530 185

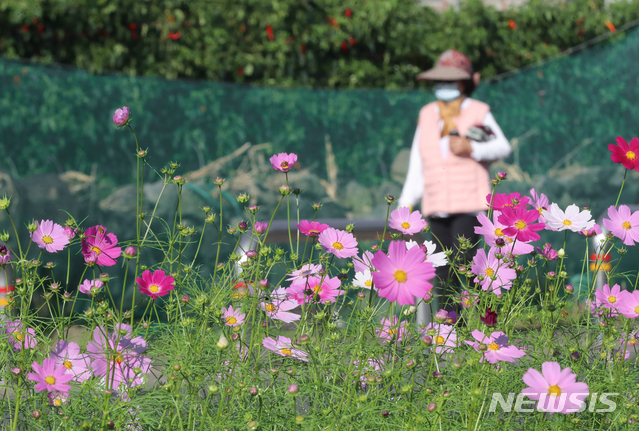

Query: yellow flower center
149 284 159 293
14 331 23 341
281 161 289 169
226 317 237 325
401 222 411 229
332 241 344 251
42 235 53 244
394 270 407 283
313 284 322 294
608 296 617 303
63 360 73 370
265 304 275 312
53 398 62 406
494 228 504 236
515 220 527 230
485 268 494 277
635 306 639 314
90 246 102 255
114 354 124 364
488 342 499 351
548 385 561 396
364 280 373 287
280 348 292 356
309 229 319 235
627 151 636 160
538 207 544 215
563 220 572 226
388 328 398 336
630 338 637 345
622 221 632 230
434 336 445 344
45 376 56 385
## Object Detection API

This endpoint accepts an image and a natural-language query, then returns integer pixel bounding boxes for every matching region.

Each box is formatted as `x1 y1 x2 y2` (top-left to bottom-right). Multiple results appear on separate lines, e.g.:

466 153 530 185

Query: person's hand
449 135 473 158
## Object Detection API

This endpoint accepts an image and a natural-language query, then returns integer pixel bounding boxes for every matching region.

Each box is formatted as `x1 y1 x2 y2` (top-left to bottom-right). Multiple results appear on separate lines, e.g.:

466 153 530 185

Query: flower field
0 110 638 430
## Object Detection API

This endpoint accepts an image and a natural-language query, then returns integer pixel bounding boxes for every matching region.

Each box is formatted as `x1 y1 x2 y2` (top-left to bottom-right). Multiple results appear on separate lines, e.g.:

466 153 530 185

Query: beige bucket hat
417 49 473 81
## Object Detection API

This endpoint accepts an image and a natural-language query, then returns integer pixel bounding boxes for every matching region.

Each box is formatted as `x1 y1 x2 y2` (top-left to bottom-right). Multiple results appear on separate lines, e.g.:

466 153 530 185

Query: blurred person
398 50 511 313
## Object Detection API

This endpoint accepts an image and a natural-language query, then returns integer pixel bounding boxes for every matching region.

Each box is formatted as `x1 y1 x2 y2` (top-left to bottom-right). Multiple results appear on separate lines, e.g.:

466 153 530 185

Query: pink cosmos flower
498 206 545 242
488 192 530 211
253 221 268 235
615 290 639 319
27 358 74 394
406 240 448 267
136 269 175 299
471 248 516 295
461 290 478 308
542 203 595 232
521 362 589 414
297 220 329 237
423 323 457 354
465 330 526 364
579 223 602 237
354 358 385 388
50 340 90 382
113 106 130 126
371 240 436 306
474 213 534 255
31 220 69 253
603 205 639 246
78 279 104 297
608 136 639 170
537 243 558 261
529 188 550 222
353 250 374 273
388 206 427 235
376 316 408 343
287 275 343 304
286 263 322 281
260 287 300 323
594 283 624 310
48 391 68 407
81 225 122 266
222 305 246 327
62 227 77 240
0 245 10 265
318 228 359 259
588 296 618 318
269 152 298 173
4 320 37 350
262 336 308 361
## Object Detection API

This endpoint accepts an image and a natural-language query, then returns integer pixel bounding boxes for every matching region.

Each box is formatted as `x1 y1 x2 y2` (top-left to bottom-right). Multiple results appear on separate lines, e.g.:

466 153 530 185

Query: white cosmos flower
353 269 374 289
406 240 448 268
541 203 595 233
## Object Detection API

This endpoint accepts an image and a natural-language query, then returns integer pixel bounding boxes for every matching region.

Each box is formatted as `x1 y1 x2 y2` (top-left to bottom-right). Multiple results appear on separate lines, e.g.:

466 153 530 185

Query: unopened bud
287 384 299 395
279 185 291 195
216 334 229 350
124 246 136 258
557 248 565 258
497 171 507 180
213 177 225 186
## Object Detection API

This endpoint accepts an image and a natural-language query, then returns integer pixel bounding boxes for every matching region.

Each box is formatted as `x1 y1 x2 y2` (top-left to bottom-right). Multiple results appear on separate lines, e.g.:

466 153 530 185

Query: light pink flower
579 223 602 237
353 250 374 273
27 358 74 394
262 336 308 361
388 207 427 235
113 106 130 126
498 206 545 242
78 279 104 297
471 248 516 295
81 225 122 266
594 283 624 310
465 330 525 364
4 320 37 350
222 305 245 327
603 205 639 246
269 152 297 173
48 391 68 407
376 317 408 343
474 212 533 255
260 287 300 323
31 220 69 253
423 323 456 354
135 269 175 299
318 228 358 259
461 290 478 308
371 240 436 306
521 362 589 414
253 221 268 235
542 203 595 232
287 275 343 304
63 227 77 240
616 290 639 319
286 263 322 281
529 188 550 222
297 220 329 237
50 340 90 382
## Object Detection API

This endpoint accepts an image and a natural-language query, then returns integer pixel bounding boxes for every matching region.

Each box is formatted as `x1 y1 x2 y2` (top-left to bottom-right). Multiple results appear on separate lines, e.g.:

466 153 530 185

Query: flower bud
557 248 565 258
245 250 257 259
491 178 499 186
381 410 390 418
236 193 250 204
434 309 448 323
357 291 366 299
546 271 556 280
124 246 136 258
423 293 433 303
227 227 237 235
565 284 574 294
247 205 259 214
27 221 38 232
279 185 291 195
497 171 507 180
421 335 433 346
249 386 258 396
287 384 299 395
312 202 322 210
238 221 248 232
494 237 506 247
292 188 301 195
63 292 71 300
216 334 229 350
32 410 41 419
11 367 21 376
99 273 110 282
0 195 11 210
214 177 225 186
173 175 186 185
248 421 258 430
427 403 437 412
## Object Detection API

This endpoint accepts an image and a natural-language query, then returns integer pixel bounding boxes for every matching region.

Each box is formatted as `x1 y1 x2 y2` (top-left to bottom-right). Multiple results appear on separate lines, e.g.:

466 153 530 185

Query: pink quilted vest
418 99 491 217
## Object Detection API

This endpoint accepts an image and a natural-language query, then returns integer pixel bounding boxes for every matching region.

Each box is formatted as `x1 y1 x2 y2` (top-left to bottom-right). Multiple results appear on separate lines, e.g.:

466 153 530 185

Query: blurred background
0 0 638 310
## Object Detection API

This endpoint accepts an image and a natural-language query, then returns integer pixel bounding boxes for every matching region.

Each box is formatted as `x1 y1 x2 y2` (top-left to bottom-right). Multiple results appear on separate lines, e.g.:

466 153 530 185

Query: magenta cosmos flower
423 323 457 354
287 275 343 304
31 220 69 253
50 340 90 382
603 205 639 246
377 316 408 343
260 287 300 323
269 152 297 173
78 279 104 297
4 320 37 350
297 220 329 237
608 136 639 171
615 290 639 319
81 225 122 266
498 206 545 242
471 248 516 295
594 283 624 310
521 362 589 414
465 330 525 364
253 221 268 235
542 203 595 232
113 106 130 126
487 192 530 211
388 206 427 235
318 228 359 259
262 336 308 361
136 269 175 299
474 213 533 255
0 245 10 265
371 241 435 306
222 305 246 327
27 358 74 394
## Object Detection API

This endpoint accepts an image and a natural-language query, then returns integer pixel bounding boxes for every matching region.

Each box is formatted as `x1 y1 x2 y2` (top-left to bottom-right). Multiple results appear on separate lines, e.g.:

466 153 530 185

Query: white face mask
434 82 461 102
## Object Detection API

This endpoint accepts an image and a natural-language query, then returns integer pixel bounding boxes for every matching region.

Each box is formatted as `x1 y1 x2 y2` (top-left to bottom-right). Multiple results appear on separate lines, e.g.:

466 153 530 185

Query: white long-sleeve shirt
397 98 511 213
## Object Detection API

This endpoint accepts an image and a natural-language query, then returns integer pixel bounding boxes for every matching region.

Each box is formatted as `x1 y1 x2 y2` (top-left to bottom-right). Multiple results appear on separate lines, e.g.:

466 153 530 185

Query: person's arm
398 126 424 209
469 111 511 162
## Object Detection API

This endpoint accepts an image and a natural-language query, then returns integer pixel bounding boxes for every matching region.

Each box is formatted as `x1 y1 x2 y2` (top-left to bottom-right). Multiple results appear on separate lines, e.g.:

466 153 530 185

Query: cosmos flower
269 152 297 173
27 358 74 394
222 305 246 327
136 269 175 299
465 330 525 363
81 225 122 267
318 228 359 259
521 362 589 414
542 203 595 232
602 205 639 246
31 220 69 253
262 336 308 361
388 206 427 235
